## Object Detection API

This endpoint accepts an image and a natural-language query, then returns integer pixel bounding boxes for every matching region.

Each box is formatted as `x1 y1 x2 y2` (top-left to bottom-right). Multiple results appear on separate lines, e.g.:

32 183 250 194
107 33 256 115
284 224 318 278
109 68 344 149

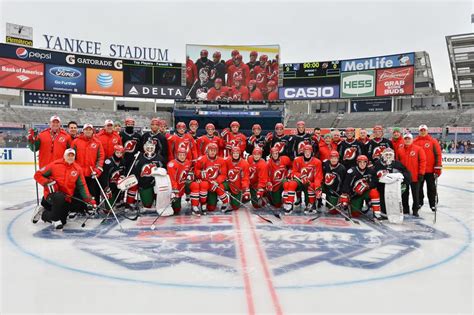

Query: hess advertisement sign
86 68 123 96
340 70 375 98
0 57 44 90
375 66 414 96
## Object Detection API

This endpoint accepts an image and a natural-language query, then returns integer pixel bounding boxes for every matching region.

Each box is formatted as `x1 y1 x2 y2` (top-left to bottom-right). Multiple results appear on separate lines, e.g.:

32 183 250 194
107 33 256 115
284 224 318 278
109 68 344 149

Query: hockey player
286 145 323 214
339 155 381 218
264 123 292 158
167 147 193 215
210 51 226 84
192 143 229 215
188 120 199 140
128 141 166 209
248 147 268 209
311 127 323 153
225 49 239 72
266 147 292 208
120 117 142 171
97 119 122 159
224 146 250 211
246 124 266 158
186 55 197 87
197 123 224 157
253 55 270 93
249 80 264 101
398 133 426 216
367 125 393 163
391 127 404 158
322 151 346 214
32 148 95 230
100 145 127 211
140 118 169 163
28 115 72 168
227 54 250 87
414 124 443 211
207 78 230 101
267 80 279 101
357 129 370 156
222 121 246 157
247 51 260 73
168 122 198 162
71 123 105 203
229 76 250 101
195 49 213 79
318 133 335 162
290 120 312 158
339 127 363 169
373 148 411 219
188 68 213 100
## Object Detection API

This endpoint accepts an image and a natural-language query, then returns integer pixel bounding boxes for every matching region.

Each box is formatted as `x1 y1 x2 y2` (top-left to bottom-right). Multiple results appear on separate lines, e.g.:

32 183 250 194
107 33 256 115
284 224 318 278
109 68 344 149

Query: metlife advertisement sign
340 70 375 98
341 53 414 72
279 85 339 100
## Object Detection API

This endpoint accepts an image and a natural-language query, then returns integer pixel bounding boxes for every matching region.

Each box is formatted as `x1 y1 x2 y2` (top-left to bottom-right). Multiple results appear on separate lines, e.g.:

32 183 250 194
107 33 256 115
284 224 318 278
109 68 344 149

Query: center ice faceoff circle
7 207 470 289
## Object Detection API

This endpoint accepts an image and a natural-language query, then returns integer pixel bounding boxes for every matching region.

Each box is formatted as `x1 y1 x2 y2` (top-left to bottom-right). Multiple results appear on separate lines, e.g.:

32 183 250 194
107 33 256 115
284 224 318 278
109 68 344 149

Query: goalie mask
381 148 395 166
143 141 156 156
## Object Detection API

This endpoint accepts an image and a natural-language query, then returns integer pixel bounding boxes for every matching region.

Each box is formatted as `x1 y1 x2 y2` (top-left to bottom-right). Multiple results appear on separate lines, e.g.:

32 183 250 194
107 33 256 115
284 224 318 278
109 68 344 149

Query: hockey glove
45 180 58 194
91 167 102 178
210 181 219 192
339 193 350 207
434 167 442 177
171 189 179 201
256 189 265 199
266 182 273 191
315 188 322 199
27 128 37 143
242 190 251 203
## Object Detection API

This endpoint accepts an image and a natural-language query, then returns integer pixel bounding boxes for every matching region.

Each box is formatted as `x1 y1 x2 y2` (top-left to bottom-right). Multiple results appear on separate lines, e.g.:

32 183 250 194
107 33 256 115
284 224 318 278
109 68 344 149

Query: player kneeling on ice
100 145 127 212
286 145 323 215
167 147 193 215
192 143 229 215
224 146 250 211
266 147 292 210
322 151 346 214
339 155 381 218
373 148 411 222
248 147 268 209
126 141 166 212
32 149 96 230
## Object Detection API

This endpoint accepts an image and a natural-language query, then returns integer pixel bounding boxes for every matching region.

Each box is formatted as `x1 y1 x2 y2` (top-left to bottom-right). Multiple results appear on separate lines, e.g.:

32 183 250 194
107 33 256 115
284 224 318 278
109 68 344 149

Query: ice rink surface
1 165 473 314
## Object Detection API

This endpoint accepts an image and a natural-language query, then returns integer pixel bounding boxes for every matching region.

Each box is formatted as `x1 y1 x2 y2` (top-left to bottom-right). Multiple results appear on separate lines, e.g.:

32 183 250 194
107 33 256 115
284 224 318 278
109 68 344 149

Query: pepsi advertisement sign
279 85 339 100
45 64 85 93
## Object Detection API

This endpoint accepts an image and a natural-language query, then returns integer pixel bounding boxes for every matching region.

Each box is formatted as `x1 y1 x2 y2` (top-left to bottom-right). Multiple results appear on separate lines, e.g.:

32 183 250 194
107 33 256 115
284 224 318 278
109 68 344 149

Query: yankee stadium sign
42 34 170 61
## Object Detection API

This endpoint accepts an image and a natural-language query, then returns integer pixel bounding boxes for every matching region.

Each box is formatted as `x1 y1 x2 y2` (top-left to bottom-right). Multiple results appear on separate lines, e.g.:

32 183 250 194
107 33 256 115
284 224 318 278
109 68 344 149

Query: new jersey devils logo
204 166 219 180
424 143 430 148
301 167 314 181
228 169 240 182
273 142 286 154
410 151 416 156
256 72 265 84
344 147 357 161
297 142 306 154
124 140 137 153
249 166 257 180
91 143 97 149
70 171 77 177
112 138 118 144
178 170 188 184
353 178 369 194
141 163 157 177
273 169 285 183
178 141 189 153
372 146 387 159
111 170 121 184
325 173 336 186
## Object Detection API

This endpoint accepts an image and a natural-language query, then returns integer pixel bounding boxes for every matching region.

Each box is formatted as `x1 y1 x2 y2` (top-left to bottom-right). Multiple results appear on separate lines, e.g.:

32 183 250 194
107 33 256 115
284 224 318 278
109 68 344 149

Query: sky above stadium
0 0 472 92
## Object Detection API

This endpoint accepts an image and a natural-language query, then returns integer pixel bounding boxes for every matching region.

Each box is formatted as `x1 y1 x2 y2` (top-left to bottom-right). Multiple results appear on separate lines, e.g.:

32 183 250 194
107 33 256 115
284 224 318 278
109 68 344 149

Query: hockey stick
326 187 381 224
214 184 274 224
321 196 360 225
433 174 439 224
91 167 123 230
100 152 141 224
261 195 282 219
33 149 40 207
185 78 199 99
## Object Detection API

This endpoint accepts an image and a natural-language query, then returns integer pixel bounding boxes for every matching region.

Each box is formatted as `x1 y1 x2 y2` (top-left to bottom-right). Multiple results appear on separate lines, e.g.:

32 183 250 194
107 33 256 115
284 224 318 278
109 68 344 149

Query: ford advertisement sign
279 85 339 100
341 52 414 72
45 64 85 93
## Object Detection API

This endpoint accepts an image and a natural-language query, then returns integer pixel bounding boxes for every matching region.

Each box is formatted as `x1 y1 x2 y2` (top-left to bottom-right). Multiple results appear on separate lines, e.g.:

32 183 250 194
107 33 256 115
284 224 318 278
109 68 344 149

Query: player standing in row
290 121 313 158
168 122 198 162
227 54 250 87
187 120 199 140
367 125 393 163
357 129 370 156
210 51 226 84
339 127 363 169
197 123 224 156
246 124 266 158
28 115 72 168
97 119 122 159
67 121 79 140
141 118 169 163
120 118 141 171
222 121 246 157
265 123 292 157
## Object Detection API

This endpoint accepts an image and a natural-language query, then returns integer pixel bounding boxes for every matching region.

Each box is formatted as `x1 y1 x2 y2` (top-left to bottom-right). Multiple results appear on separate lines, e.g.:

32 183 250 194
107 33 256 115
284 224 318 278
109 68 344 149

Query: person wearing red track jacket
97 119 122 159
397 133 426 216
390 127 404 159
28 115 72 168
413 124 443 211
318 133 335 162
32 148 94 230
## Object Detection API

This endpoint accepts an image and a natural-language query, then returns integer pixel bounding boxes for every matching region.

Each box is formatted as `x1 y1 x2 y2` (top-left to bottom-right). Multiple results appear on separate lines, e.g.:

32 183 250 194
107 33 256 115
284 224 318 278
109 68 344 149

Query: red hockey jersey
194 155 227 184
267 156 292 191
168 133 198 161
248 156 268 190
197 135 224 157
167 159 192 192
225 158 250 194
291 156 323 188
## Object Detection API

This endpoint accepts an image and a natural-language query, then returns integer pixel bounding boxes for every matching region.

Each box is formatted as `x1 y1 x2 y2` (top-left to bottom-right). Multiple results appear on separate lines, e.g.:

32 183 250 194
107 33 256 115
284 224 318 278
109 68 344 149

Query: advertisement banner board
340 70 375 98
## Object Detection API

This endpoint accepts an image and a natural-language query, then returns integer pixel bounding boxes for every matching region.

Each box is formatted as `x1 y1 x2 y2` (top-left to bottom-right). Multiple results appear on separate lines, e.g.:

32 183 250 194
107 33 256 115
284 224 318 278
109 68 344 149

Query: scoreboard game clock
283 61 340 86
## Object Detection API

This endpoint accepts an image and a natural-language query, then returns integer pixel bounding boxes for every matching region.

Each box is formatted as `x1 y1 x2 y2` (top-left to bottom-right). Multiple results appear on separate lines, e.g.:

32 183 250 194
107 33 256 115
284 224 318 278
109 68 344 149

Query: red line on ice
244 209 284 315
233 210 256 315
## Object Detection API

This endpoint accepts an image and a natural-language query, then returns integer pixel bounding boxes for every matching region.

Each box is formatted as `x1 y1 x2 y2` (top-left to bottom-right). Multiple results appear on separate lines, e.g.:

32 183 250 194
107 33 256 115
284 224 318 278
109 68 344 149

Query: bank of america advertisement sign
341 53 414 72
340 70 375 98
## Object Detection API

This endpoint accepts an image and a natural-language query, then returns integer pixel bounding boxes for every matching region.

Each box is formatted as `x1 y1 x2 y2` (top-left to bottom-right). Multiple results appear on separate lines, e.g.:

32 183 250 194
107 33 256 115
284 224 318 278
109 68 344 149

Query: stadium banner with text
123 60 182 86
341 52 415 72
340 70 376 98
350 98 391 112
185 44 280 101
24 90 70 108
45 64 85 93
124 83 186 98
282 61 340 87
376 66 414 96
86 68 123 96
279 85 340 100
0 57 44 90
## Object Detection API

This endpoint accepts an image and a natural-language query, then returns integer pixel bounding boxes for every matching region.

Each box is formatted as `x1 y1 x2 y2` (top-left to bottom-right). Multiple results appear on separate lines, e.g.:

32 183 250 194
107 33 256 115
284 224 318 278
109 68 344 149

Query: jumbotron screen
283 61 340 87
185 44 280 102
